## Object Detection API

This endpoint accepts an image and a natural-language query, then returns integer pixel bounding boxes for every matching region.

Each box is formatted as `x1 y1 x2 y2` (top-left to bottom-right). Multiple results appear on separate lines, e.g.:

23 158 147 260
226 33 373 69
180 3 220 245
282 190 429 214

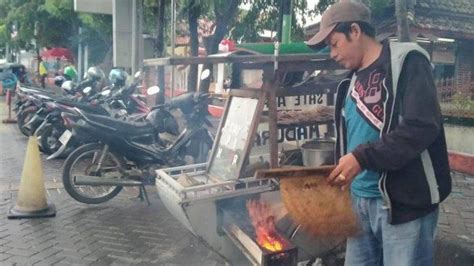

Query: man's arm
351 52 442 171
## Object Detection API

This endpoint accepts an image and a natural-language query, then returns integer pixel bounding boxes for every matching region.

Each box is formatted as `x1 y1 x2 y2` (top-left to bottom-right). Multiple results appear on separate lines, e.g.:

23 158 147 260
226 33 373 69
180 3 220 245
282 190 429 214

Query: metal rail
156 164 279 204
143 54 332 67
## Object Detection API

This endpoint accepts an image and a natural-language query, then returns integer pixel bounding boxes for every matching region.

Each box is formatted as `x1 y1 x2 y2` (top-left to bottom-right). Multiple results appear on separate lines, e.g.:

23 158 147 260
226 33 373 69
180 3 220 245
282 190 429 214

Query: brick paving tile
74 248 94 259
57 249 85 260
0 244 14 254
33 255 67 266
55 259 85 266
98 243 133 253
5 247 40 257
28 247 63 262
81 256 101 264
0 232 10 241
4 255 41 265
0 252 13 262
460 211 474 219
89 257 117 266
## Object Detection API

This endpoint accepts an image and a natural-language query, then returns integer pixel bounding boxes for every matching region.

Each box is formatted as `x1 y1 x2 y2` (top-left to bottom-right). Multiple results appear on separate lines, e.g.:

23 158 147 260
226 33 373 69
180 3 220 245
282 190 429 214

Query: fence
436 79 474 170
437 78 474 119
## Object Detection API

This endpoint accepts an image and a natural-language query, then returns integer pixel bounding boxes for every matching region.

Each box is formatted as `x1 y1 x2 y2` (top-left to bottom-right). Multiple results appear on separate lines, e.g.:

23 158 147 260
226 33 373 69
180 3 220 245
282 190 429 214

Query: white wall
74 0 112 14
445 125 474 154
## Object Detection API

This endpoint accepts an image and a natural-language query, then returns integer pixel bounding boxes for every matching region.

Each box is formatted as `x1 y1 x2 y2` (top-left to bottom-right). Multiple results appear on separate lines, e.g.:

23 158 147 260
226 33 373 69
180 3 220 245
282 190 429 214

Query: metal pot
301 138 335 167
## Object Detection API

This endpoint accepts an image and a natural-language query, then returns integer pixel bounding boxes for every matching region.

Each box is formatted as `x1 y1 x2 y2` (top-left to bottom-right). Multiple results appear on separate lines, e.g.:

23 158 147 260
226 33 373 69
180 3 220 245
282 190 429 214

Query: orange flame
246 199 287 252
256 227 285 252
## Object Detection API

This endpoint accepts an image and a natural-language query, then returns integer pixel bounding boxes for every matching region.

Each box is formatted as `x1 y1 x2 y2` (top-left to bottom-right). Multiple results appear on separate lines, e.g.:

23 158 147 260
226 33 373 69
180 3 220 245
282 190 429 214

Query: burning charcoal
246 199 289 252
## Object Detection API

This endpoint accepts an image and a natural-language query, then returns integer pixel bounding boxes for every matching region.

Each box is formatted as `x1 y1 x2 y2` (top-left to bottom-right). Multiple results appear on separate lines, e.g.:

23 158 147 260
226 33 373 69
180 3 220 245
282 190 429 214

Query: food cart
144 44 344 265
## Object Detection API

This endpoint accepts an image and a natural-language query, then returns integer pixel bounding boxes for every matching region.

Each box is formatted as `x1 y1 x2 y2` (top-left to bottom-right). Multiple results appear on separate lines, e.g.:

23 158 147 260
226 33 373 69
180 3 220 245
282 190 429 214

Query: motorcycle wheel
38 125 62 155
17 108 36 136
62 143 124 204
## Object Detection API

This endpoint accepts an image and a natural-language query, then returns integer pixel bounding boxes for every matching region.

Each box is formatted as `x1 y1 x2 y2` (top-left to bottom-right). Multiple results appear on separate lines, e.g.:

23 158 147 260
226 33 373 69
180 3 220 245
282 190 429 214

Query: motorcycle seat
80 112 155 135
57 99 109 115
169 92 206 114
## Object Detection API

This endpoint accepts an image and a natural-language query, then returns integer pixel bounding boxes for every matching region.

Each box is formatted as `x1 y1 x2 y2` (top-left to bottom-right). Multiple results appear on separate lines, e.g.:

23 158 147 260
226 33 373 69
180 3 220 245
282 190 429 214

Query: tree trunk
198 0 241 93
187 0 200 92
395 0 411 42
155 0 166 103
101 45 114 74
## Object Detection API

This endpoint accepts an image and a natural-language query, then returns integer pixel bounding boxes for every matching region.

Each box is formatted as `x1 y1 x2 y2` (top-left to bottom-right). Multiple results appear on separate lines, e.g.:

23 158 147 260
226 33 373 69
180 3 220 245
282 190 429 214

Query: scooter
33 88 113 155
16 78 102 136
60 88 214 204
44 72 151 159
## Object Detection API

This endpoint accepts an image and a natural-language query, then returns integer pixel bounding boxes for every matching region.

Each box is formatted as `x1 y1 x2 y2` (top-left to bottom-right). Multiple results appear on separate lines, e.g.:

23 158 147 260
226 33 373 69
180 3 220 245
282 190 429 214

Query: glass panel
209 96 259 180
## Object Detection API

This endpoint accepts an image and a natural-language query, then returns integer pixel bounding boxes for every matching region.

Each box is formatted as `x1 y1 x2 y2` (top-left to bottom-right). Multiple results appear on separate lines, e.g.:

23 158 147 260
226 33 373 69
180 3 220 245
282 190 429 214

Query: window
434 64 455 80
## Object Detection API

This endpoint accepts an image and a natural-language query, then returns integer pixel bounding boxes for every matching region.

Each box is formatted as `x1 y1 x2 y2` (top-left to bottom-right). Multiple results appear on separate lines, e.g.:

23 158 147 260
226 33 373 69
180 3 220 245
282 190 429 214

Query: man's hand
327 153 362 188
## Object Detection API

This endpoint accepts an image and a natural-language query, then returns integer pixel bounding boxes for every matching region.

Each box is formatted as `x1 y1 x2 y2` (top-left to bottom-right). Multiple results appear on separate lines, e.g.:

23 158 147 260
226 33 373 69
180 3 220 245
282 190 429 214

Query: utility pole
155 0 166 104
395 0 411 42
33 22 38 73
131 0 144 74
131 0 137 74
84 45 89 74
78 27 83 81
137 0 144 72
281 0 293 44
170 0 176 96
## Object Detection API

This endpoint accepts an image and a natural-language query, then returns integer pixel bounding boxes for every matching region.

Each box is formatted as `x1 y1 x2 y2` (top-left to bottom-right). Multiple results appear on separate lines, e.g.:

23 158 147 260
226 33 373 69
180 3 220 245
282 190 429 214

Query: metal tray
156 163 279 204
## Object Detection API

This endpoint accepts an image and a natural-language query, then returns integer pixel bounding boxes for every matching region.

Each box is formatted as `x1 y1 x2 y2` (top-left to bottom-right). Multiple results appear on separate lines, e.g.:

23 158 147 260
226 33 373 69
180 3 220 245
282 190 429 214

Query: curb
448 151 474 175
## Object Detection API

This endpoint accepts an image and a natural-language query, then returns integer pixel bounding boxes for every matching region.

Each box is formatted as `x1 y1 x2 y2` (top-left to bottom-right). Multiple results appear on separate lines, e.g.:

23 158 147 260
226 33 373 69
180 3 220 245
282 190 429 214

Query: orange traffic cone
8 136 56 219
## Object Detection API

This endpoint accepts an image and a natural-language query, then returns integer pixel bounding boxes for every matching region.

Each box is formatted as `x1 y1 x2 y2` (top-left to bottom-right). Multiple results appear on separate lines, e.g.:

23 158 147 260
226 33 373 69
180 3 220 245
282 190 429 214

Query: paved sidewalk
0 96 225 265
1 96 473 265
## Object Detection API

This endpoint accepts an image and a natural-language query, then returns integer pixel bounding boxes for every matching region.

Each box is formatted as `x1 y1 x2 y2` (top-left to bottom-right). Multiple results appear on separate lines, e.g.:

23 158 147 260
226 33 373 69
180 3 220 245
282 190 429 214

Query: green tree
156 0 167 102
42 0 113 65
231 0 319 43
315 0 391 20
1 1 47 52
183 0 201 92
0 0 112 65
197 0 241 92
143 0 240 93
229 0 392 44
77 13 113 65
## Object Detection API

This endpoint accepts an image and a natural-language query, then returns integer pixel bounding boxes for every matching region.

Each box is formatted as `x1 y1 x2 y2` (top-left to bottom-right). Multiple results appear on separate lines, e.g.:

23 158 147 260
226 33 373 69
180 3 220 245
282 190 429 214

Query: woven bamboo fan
256 166 360 237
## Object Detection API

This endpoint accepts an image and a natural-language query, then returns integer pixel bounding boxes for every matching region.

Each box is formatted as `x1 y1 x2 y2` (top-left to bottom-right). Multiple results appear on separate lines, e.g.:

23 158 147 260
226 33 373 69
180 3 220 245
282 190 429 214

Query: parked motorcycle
22 83 103 138
15 69 104 137
43 71 150 159
33 89 113 155
16 93 54 136
61 89 214 204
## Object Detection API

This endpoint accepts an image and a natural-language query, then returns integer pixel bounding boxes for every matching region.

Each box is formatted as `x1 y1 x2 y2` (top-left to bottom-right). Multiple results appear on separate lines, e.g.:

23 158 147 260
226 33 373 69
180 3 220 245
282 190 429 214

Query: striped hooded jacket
334 41 452 225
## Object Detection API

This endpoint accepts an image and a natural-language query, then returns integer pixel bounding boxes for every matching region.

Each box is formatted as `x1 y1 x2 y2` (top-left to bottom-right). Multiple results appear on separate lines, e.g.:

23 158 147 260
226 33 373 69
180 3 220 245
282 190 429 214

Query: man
64 63 77 81
53 57 61 75
38 57 48 88
306 1 451 265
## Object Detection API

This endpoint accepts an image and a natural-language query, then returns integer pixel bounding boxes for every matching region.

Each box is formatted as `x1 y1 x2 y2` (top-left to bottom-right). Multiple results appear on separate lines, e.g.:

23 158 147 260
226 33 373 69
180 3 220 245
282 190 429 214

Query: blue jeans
345 197 439 266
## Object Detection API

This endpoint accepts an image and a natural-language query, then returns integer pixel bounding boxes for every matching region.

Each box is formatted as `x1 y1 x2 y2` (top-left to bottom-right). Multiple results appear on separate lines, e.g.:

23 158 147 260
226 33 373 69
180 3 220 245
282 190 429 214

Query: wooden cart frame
144 53 341 180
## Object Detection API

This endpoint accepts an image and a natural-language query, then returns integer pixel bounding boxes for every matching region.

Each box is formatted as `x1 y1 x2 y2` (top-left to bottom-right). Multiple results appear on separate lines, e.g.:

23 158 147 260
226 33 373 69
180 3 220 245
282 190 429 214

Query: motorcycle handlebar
150 103 167 111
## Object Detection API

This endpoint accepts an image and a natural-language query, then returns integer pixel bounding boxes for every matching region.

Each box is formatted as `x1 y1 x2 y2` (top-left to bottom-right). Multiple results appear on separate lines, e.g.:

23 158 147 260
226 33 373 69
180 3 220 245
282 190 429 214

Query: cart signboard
208 95 260 180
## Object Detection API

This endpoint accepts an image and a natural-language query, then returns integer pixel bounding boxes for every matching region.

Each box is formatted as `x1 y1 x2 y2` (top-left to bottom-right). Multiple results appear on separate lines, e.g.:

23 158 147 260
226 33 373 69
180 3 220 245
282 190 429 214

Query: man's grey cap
306 1 371 49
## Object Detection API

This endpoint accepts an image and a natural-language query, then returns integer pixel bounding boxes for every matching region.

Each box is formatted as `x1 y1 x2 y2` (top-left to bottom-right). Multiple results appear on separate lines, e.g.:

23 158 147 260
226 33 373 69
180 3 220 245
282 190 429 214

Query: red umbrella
40 47 75 62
